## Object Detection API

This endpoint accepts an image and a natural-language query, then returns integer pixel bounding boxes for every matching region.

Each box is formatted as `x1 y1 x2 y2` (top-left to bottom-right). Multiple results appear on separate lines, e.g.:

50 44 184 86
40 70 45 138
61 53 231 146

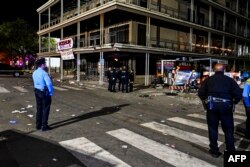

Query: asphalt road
0 74 249 167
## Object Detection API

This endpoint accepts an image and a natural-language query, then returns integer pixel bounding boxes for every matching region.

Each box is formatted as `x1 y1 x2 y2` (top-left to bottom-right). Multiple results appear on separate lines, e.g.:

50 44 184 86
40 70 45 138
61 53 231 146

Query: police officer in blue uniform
121 66 129 93
243 78 250 139
198 63 242 157
32 58 54 131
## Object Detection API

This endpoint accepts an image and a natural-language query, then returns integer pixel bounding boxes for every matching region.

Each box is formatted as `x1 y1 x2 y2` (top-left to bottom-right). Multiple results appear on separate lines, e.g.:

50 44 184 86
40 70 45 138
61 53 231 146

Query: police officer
198 63 242 157
129 69 135 92
32 58 54 131
110 67 117 92
117 67 122 91
242 78 250 139
121 66 129 93
107 67 112 92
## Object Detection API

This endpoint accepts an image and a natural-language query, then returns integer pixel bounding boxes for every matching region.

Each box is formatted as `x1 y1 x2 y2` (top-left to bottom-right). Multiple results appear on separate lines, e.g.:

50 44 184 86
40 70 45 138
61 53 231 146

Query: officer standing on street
121 66 129 93
111 67 117 92
107 67 112 92
242 78 250 139
198 63 242 157
32 58 54 131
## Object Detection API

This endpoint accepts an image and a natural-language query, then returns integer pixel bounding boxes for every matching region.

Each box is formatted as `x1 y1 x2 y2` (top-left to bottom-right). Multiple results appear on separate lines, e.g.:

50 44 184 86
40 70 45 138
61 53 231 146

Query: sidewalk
53 75 198 99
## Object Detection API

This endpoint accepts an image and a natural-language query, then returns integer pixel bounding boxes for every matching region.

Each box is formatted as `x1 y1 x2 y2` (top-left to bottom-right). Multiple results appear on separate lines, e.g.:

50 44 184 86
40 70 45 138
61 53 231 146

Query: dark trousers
111 79 117 92
118 79 122 91
206 102 235 153
35 89 51 129
243 104 250 138
129 82 133 92
108 80 112 91
121 78 128 93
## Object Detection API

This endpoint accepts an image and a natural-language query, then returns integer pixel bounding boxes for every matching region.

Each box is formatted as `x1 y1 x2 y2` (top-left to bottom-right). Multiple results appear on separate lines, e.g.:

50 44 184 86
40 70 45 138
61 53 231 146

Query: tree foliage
0 18 38 56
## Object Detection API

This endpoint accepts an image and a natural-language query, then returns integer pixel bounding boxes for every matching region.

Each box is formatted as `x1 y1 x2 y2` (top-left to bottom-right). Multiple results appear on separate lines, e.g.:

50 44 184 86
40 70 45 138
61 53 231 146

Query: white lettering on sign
60 49 74 60
57 38 73 51
228 155 247 162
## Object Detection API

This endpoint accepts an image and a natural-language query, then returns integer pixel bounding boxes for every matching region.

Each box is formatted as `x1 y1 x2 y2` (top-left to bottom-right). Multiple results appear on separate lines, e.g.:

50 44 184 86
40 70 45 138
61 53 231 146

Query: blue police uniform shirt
32 67 54 96
243 79 250 107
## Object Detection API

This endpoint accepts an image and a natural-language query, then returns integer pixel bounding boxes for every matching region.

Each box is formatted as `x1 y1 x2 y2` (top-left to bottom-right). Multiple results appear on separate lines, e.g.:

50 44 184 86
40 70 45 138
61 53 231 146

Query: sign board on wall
60 49 74 60
57 38 73 51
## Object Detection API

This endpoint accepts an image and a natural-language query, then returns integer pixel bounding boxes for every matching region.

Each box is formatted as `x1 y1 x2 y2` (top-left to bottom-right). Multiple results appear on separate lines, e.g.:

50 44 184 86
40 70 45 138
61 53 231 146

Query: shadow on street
49 104 130 130
0 129 85 167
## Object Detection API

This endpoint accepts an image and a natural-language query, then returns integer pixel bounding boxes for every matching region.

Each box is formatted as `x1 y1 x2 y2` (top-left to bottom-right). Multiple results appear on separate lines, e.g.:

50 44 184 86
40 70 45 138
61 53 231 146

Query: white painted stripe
187 113 241 125
0 86 10 93
234 110 246 116
61 85 83 90
54 86 68 91
107 129 216 167
141 121 223 149
234 115 246 121
13 86 28 92
167 117 224 135
59 137 131 167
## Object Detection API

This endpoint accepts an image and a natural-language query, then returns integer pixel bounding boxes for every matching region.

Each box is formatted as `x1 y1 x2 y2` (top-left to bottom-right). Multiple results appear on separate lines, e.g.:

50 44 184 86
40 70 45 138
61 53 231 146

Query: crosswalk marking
61 85 83 90
234 114 246 121
187 113 241 125
0 86 10 93
141 121 223 149
168 117 224 135
59 137 131 167
13 86 28 92
54 86 68 91
107 128 216 167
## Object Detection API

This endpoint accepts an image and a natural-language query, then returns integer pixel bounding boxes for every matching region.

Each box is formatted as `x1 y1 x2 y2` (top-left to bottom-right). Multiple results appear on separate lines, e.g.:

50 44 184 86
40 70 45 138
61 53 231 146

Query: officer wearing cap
32 58 54 131
198 63 242 157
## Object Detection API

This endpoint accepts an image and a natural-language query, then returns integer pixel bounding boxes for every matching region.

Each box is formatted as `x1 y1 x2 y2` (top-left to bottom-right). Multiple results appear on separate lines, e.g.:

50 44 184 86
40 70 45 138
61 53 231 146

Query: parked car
0 63 24 77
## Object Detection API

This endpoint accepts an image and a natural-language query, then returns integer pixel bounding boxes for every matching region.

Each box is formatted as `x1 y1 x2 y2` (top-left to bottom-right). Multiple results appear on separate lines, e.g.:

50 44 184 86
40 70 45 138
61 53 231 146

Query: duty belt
210 97 231 103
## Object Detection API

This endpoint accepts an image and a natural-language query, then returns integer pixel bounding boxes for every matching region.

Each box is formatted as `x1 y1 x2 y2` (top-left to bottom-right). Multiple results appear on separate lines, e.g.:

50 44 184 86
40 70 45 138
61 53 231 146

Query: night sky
0 0 48 29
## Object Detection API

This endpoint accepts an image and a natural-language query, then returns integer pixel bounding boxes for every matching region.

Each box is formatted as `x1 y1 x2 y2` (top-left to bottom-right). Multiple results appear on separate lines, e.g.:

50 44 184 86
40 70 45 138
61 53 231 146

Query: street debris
52 158 58 162
90 106 94 109
0 136 7 141
27 114 34 118
96 122 100 125
160 120 165 123
12 110 20 114
165 143 176 149
56 109 60 112
171 144 176 148
122 145 128 149
27 124 32 126
21 108 25 110
26 105 33 108
2 99 6 102
71 114 76 117
9 120 17 124
139 114 143 117
12 110 27 114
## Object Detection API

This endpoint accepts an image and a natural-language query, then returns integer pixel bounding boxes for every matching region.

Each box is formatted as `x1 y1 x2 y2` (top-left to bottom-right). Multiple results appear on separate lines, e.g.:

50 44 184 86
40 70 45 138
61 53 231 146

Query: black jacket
198 72 242 104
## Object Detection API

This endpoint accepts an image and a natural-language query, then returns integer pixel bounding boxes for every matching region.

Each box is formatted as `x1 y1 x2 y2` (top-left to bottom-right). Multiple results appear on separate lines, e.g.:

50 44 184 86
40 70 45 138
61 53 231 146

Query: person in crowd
117 67 122 91
198 63 242 157
242 78 250 139
32 58 54 131
110 67 117 92
129 69 135 92
121 66 129 93
107 67 112 92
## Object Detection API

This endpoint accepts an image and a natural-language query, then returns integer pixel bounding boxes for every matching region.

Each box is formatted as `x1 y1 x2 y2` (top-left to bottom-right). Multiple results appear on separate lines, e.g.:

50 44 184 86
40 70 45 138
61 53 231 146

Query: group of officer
198 63 250 158
107 66 134 93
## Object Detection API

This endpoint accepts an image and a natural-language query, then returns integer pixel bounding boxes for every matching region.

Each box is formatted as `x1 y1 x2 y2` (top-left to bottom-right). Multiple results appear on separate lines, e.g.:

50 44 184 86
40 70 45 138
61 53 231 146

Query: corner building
37 0 250 85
